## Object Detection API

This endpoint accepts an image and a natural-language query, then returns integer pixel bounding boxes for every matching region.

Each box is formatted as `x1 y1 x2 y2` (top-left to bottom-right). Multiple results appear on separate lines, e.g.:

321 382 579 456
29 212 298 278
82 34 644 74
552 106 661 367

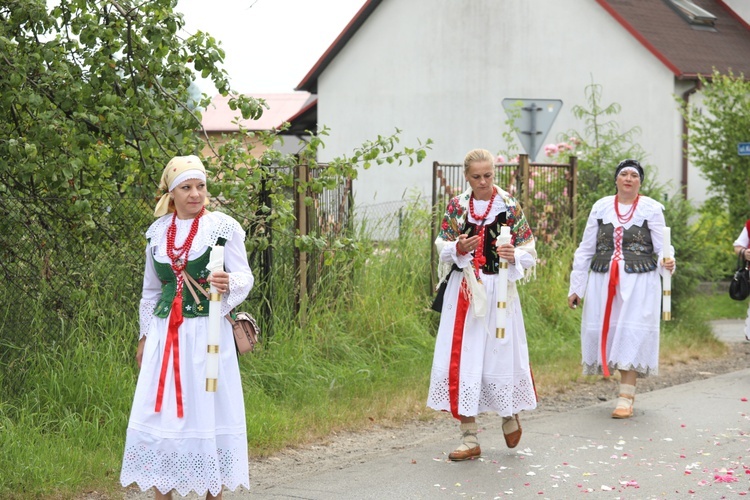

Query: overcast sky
177 0 366 95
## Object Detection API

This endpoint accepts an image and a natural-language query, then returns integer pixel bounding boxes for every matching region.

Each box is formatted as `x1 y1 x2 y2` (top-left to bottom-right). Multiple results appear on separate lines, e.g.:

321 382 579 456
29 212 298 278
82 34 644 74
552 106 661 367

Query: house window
665 0 717 28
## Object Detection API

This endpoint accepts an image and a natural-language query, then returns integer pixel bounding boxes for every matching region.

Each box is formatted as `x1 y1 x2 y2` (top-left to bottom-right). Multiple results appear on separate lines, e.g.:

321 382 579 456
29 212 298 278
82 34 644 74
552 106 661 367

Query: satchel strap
181 270 234 324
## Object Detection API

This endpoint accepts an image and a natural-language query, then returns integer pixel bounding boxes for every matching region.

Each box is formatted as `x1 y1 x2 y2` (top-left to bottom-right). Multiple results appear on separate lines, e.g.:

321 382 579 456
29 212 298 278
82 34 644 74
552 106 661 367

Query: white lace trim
427 372 537 417
138 299 157 339
146 211 244 258
222 272 253 317
121 431 249 496
591 195 664 230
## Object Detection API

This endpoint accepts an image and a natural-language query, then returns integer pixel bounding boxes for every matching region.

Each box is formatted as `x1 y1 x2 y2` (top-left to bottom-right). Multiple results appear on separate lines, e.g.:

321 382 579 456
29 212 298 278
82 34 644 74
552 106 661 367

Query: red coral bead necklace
468 188 497 273
166 206 206 294
614 194 640 224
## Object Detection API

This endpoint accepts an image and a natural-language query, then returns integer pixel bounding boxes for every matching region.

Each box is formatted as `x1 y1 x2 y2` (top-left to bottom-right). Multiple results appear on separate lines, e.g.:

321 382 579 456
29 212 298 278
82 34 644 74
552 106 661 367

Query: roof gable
597 0 750 79
297 0 750 92
296 0 383 92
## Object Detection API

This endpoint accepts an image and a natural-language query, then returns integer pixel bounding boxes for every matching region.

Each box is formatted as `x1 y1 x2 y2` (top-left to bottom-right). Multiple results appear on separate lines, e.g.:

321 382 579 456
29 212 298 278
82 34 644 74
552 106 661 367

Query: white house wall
723 0 750 24
316 0 694 219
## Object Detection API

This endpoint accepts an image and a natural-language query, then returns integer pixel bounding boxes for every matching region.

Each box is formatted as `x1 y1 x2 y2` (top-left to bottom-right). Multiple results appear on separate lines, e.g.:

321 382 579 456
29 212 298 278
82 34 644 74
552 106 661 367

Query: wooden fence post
569 155 578 241
519 154 530 211
430 161 439 293
294 162 309 326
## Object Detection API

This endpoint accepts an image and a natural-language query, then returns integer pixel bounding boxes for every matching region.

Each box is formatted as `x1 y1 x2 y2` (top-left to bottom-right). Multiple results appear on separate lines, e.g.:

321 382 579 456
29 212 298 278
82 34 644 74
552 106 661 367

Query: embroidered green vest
151 238 226 318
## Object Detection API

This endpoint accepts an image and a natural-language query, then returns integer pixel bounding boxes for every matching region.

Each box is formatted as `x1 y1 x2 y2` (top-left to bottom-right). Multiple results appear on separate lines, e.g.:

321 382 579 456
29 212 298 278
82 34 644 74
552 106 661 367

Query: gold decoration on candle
662 290 671 296
210 293 221 301
496 328 505 339
662 312 671 321
207 345 219 353
206 379 217 392
497 301 506 308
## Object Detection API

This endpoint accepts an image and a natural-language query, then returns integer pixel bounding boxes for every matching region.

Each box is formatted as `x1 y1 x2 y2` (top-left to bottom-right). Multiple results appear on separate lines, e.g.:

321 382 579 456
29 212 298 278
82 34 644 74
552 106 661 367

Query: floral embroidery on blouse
437 192 532 247
438 197 467 242
507 202 533 246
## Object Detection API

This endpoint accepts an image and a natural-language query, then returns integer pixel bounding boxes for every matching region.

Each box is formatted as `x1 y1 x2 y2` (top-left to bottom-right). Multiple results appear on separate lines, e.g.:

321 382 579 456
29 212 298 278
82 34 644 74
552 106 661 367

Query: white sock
455 422 479 450
616 383 636 408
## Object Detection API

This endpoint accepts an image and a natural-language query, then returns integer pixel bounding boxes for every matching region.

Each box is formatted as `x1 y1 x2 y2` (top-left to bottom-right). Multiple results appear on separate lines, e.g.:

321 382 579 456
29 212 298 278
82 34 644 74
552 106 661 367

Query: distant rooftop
200 93 316 133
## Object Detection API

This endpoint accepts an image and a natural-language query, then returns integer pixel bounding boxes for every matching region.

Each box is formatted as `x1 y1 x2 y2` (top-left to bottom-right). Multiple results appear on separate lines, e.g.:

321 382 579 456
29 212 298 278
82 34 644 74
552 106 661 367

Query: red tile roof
597 0 750 79
200 93 316 133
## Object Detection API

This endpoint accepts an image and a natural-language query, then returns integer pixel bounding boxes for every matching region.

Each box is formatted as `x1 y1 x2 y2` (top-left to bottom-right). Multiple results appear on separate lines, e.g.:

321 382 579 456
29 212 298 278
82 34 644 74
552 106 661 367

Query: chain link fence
0 161 358 338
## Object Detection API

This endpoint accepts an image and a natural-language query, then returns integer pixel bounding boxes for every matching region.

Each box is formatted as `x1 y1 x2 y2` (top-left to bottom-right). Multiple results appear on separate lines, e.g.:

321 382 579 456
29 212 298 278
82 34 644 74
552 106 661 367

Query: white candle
205 245 225 391
495 226 511 339
662 227 672 321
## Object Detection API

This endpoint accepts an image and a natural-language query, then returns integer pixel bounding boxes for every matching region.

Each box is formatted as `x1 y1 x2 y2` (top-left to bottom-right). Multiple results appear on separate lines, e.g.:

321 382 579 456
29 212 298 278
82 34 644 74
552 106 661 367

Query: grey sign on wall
502 99 563 161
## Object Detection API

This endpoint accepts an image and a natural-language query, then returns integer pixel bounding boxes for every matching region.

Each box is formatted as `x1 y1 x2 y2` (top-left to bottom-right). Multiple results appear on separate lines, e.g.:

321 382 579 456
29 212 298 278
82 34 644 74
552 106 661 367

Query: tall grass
0 283 135 498
0 205 733 498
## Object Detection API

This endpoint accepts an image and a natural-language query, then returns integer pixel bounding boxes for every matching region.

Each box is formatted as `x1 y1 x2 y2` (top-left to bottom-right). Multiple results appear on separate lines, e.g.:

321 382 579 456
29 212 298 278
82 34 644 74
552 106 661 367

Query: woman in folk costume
427 148 538 461
732 222 750 341
121 155 253 499
568 159 675 419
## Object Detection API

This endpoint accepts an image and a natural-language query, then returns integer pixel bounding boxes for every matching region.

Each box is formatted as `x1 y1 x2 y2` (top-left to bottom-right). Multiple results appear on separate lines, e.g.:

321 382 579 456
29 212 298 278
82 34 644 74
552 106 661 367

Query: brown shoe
612 394 635 419
448 445 481 461
502 414 522 449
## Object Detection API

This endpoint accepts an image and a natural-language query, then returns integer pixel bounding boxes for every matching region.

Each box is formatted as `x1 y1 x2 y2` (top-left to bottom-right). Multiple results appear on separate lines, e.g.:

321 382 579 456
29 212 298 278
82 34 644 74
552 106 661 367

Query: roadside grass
0 209 742 498
697 287 748 320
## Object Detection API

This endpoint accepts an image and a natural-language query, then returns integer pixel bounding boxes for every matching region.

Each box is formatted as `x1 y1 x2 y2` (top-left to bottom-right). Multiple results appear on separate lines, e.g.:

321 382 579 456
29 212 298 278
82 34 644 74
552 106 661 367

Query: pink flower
496 155 506 163
714 474 738 483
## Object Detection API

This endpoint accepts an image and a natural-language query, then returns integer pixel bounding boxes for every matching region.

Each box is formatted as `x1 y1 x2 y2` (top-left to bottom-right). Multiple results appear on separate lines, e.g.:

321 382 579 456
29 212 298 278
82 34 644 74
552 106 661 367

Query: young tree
0 0 258 205
0 0 429 243
562 82 648 212
680 69 750 229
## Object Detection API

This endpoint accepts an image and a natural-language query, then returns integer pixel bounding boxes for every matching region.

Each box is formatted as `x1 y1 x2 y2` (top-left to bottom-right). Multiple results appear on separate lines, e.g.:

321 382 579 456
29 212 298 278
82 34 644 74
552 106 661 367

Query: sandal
502 414 522 448
611 393 634 419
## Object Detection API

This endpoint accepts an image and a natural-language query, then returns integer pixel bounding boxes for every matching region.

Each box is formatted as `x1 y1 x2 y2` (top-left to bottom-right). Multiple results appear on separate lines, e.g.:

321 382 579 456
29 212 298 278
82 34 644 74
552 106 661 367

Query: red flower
441 221 449 230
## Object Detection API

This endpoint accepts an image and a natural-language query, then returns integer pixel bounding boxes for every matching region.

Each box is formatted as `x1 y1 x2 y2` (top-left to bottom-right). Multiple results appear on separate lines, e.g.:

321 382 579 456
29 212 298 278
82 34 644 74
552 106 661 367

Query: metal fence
431 154 578 285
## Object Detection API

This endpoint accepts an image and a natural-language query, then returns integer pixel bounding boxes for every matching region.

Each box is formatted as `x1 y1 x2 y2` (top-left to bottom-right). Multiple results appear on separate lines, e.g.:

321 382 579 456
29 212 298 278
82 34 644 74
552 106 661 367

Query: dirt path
244 340 750 491
109 334 750 498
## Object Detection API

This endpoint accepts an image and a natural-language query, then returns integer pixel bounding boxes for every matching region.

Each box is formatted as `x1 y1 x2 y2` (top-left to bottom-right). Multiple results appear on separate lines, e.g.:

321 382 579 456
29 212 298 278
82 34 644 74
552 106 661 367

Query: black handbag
430 278 449 312
430 265 460 312
729 250 750 301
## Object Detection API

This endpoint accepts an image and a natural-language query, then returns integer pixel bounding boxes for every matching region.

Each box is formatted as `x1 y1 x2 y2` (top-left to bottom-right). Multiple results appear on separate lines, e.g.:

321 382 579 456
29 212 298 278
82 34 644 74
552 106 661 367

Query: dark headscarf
614 159 644 183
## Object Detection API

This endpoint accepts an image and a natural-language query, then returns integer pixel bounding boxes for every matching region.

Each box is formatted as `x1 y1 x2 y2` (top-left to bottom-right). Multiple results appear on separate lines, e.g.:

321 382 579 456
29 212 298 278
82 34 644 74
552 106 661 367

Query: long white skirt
120 316 249 496
427 272 537 418
580 261 662 376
